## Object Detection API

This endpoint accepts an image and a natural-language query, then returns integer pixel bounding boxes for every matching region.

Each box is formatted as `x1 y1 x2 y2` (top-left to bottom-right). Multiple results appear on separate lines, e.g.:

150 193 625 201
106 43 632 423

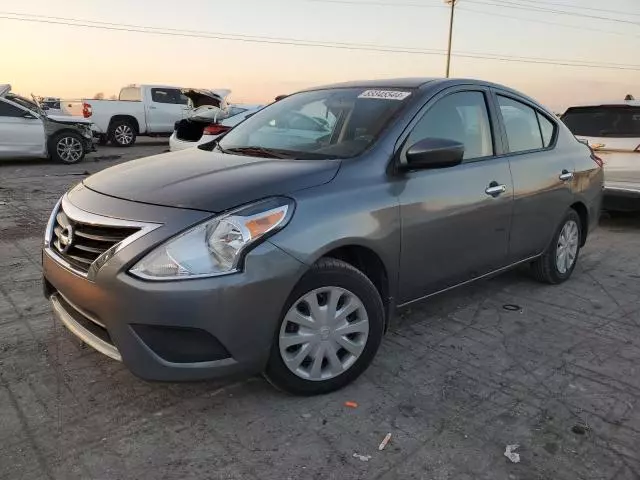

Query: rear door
146 88 189 133
0 100 45 158
494 91 574 262
396 87 514 303
561 105 640 192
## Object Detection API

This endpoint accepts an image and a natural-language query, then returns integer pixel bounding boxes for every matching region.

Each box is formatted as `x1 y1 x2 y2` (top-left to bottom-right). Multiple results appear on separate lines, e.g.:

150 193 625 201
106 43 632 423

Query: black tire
264 258 384 396
531 209 582 284
48 131 86 164
108 119 136 147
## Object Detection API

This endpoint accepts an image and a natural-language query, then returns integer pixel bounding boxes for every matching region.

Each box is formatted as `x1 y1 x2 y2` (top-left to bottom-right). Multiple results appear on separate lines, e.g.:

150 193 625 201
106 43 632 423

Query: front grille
52 207 139 274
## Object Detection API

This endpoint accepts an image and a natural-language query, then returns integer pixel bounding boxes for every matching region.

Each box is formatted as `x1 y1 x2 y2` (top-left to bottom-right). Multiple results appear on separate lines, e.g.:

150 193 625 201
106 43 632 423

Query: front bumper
43 187 306 381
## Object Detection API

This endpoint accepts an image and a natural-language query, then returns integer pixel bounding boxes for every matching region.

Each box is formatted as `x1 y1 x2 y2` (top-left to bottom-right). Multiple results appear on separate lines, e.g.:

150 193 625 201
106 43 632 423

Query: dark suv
43 78 603 395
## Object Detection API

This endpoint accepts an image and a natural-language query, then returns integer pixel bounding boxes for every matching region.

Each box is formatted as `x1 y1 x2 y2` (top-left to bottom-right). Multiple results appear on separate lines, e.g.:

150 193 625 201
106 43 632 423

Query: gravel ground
1 140 640 480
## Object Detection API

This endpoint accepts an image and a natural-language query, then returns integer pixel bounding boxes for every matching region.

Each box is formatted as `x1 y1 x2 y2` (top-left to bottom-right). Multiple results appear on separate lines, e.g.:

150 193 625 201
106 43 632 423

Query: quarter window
119 87 142 101
404 91 494 160
537 112 555 147
0 100 26 117
498 96 543 152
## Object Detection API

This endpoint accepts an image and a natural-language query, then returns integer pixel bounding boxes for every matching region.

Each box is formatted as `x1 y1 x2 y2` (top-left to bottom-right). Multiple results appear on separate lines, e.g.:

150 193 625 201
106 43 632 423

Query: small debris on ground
503 304 522 312
378 433 392 451
345 401 359 408
571 424 589 435
504 444 521 463
301 413 312 419
352 453 371 462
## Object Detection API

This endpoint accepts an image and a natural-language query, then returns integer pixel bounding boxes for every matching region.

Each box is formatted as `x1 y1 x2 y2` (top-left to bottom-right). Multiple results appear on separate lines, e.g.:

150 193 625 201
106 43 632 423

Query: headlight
129 197 294 280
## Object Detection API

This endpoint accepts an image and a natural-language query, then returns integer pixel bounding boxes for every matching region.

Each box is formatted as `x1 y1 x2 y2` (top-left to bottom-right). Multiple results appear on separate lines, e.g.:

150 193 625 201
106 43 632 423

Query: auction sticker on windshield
358 90 411 100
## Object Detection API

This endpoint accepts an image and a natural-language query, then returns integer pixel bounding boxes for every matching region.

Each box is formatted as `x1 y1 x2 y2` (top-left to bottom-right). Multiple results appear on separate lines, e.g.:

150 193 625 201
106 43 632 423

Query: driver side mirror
401 138 464 170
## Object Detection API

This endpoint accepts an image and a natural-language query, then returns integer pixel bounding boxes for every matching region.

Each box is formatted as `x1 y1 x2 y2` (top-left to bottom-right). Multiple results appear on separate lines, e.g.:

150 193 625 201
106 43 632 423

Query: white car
169 104 263 151
561 97 640 211
0 84 94 163
63 85 230 147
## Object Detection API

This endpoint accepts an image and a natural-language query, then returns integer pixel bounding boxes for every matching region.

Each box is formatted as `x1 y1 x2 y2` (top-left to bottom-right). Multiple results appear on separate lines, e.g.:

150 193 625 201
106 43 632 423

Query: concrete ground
1 140 639 480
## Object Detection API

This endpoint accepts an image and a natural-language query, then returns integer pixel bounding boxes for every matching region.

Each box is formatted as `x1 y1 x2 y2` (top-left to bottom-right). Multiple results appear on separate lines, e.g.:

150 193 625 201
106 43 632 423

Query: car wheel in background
109 120 136 147
531 209 582 284
49 131 86 164
264 258 384 395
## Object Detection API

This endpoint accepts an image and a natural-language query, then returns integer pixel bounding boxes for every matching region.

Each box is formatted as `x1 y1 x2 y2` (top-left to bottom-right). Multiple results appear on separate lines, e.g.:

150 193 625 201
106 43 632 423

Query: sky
1 0 639 111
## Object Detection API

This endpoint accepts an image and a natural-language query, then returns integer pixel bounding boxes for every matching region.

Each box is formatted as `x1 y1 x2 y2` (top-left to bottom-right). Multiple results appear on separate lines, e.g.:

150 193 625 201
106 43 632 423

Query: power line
465 0 640 26
298 0 640 39
2 12 640 71
458 5 640 39
507 0 640 17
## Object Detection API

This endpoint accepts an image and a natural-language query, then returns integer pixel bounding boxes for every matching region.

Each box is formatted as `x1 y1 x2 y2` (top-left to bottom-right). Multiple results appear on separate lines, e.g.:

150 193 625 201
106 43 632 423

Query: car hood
83 147 340 212
46 114 92 125
0 84 10 97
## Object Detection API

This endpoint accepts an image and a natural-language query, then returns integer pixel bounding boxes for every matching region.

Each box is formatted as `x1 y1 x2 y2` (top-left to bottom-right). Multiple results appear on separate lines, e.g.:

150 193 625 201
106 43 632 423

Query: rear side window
498 96 543 152
561 106 640 138
151 88 188 105
119 87 141 101
0 100 26 117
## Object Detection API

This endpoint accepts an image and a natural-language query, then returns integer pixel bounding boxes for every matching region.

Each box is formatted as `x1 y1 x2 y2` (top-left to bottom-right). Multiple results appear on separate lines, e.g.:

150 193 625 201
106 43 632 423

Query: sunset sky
1 0 639 111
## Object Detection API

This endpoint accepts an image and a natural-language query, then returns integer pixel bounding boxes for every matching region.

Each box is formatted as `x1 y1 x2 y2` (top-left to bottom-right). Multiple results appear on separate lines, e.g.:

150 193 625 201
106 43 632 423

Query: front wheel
264 258 384 395
49 131 86 164
531 209 582 284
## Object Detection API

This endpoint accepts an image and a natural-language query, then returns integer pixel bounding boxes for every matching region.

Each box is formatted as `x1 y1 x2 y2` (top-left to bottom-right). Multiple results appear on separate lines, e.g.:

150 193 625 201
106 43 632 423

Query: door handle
559 170 573 181
148 106 157 110
485 182 507 197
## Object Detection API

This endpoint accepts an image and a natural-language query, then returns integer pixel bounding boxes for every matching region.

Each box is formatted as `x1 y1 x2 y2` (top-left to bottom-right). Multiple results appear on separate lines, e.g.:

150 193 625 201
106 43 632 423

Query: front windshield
218 87 414 159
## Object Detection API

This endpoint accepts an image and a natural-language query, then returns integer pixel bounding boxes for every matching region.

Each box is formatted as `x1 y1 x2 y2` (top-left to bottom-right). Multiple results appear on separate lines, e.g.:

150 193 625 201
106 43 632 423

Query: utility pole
445 0 457 78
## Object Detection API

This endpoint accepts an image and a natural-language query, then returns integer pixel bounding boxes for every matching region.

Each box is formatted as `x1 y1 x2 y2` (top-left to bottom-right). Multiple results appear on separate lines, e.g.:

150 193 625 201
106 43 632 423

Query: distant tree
93 92 105 100
109 94 117 100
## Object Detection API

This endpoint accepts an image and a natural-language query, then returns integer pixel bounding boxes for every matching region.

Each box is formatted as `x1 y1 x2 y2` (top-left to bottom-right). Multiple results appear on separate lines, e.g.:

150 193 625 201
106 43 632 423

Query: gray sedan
43 78 603 395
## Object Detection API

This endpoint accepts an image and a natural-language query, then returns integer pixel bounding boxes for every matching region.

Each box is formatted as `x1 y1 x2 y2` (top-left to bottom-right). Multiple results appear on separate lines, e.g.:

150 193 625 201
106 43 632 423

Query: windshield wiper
224 146 291 159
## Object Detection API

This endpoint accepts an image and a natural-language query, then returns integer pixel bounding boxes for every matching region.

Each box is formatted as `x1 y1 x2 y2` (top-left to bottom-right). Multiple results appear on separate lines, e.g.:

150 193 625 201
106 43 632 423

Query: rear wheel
49 131 85 164
531 209 582 284
109 120 136 147
264 258 384 395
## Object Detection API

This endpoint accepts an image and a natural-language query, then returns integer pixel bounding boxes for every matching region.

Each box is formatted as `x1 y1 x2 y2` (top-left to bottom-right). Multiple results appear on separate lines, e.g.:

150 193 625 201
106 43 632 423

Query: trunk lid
0 84 10 97
83 148 340 212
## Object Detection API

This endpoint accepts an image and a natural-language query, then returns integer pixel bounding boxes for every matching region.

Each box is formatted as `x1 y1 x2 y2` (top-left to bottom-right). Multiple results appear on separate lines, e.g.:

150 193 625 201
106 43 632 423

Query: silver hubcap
279 287 369 381
114 125 133 144
56 136 83 163
556 219 579 274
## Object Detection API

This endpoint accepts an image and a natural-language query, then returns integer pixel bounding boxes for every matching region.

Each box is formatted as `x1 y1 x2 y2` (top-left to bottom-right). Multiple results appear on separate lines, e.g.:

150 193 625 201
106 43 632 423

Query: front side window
561 106 640 138
0 100 27 117
151 88 187 105
498 96 543 153
218 87 413 159
403 91 494 160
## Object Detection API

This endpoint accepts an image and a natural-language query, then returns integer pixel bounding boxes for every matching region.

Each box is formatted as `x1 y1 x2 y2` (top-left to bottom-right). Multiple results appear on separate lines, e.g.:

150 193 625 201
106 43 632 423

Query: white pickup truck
63 85 228 147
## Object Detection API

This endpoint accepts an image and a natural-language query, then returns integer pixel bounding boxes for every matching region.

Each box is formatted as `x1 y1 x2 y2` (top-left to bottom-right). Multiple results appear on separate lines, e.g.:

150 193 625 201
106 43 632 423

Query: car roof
301 77 440 91
563 100 640 110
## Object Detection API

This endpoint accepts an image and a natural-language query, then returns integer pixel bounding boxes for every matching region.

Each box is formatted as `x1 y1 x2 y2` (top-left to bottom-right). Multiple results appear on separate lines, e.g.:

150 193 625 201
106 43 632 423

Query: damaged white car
0 84 94 163
169 88 263 151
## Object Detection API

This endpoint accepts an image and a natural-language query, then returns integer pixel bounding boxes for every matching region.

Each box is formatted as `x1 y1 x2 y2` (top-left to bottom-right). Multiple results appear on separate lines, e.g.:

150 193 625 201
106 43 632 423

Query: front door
0 100 45 158
396 88 513 303
146 88 189 133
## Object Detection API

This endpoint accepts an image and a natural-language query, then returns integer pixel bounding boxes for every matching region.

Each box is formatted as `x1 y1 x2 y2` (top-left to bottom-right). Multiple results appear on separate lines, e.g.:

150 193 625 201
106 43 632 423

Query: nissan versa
43 78 603 395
